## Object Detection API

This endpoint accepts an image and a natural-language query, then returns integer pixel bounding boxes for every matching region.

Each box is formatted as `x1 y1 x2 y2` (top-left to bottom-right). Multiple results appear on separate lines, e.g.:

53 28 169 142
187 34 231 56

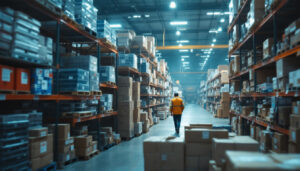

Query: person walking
170 93 185 134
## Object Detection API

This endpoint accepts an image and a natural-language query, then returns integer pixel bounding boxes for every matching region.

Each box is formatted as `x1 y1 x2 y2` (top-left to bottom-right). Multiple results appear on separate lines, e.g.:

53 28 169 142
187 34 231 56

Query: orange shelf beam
100 83 118 89
59 112 118 126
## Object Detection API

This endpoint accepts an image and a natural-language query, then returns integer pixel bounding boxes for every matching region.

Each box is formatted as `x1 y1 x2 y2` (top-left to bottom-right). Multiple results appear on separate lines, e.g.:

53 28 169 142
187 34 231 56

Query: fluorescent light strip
110 24 122 28
170 21 188 25
179 49 188 52
177 40 189 43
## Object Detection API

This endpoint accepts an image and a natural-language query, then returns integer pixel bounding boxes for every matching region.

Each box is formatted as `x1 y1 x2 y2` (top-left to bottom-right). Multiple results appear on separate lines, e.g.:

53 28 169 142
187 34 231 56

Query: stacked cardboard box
212 136 259 169
118 76 134 138
144 136 184 171
217 93 230 118
260 130 272 152
272 132 288 153
225 151 300 171
263 38 274 59
74 135 97 158
289 112 300 153
184 126 228 171
133 82 141 123
29 127 53 171
49 124 76 164
141 112 150 133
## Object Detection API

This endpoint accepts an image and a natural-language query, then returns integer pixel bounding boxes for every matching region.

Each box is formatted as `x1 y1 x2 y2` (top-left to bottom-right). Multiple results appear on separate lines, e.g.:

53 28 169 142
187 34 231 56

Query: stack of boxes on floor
289 104 300 153
29 127 53 170
133 81 142 136
74 135 97 158
140 111 150 133
118 76 134 138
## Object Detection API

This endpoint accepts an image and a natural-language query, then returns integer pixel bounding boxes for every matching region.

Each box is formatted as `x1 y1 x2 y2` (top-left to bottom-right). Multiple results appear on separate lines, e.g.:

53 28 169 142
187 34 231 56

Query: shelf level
100 83 118 89
141 103 167 109
231 92 299 98
228 0 250 33
58 112 117 126
0 94 101 101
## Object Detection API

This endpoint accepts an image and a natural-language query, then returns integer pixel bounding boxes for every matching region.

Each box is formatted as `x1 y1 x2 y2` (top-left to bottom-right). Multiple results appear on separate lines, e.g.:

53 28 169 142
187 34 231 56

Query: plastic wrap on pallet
62 0 75 20
31 68 53 95
89 71 99 91
0 114 30 171
38 35 53 66
11 11 41 63
111 29 117 46
61 55 97 72
75 0 98 32
99 66 115 83
57 68 89 92
97 19 111 40
118 53 138 69
117 37 131 49
141 58 150 74
100 94 113 111
28 111 43 128
0 8 14 53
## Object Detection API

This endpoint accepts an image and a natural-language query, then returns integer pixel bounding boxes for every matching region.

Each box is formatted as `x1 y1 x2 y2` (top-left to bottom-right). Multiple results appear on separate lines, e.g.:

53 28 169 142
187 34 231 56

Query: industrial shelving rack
228 0 300 136
0 0 119 161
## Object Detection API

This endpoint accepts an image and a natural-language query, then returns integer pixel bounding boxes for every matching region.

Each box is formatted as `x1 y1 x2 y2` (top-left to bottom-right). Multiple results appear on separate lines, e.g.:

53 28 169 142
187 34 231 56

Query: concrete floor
64 104 229 171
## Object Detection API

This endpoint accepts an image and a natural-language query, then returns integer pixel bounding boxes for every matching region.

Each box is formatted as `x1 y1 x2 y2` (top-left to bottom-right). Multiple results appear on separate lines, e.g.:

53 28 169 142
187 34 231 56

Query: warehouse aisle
64 104 229 171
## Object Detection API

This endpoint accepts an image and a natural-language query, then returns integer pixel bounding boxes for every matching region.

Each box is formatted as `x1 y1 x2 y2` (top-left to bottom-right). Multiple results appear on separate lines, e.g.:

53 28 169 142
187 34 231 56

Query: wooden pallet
100 38 117 49
102 81 116 86
62 111 93 118
92 91 102 96
0 90 15 94
60 91 91 96
80 25 97 37
15 90 31 94
79 150 99 161
57 157 77 169
121 136 134 141
36 162 56 171
35 0 63 16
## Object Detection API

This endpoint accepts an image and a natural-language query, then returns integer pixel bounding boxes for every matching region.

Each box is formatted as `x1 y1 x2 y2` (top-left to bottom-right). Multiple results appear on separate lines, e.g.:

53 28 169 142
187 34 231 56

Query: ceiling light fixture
170 1 176 9
220 18 225 23
170 21 188 26
179 49 188 52
206 12 230 16
211 44 215 47
176 31 181 36
110 24 122 28
133 15 141 18
177 40 189 43
181 56 189 58
181 58 184 61
179 44 183 47
213 39 216 42
218 27 223 32
145 14 150 18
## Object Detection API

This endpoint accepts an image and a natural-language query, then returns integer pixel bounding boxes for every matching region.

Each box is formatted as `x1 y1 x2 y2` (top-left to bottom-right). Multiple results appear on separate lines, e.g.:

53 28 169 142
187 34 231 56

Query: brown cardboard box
288 142 300 153
292 101 300 115
185 156 210 171
209 160 221 171
58 137 74 147
263 38 274 59
290 114 300 129
185 128 228 143
242 106 254 116
48 124 70 140
58 143 74 153
29 127 48 138
143 136 184 171
272 132 288 153
29 134 53 159
278 106 292 127
101 127 113 135
31 153 53 171
212 136 259 166
250 125 256 139
142 119 150 133
290 128 300 144
133 108 140 123
132 82 140 103
220 72 229 84
74 135 93 148
185 143 211 157
269 153 300 169
140 112 148 122
92 141 98 152
58 150 76 163
260 130 272 152
218 65 228 72
225 151 281 171
255 126 262 142
187 123 213 129
118 87 132 102
76 146 93 157
118 76 132 87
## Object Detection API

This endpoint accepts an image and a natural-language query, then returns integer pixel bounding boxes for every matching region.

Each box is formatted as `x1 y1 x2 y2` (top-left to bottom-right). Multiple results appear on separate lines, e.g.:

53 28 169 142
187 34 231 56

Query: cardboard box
185 128 228 143
118 87 132 102
272 132 288 153
278 106 291 127
132 82 140 103
58 137 74 146
269 153 300 169
49 124 70 140
288 142 300 153
58 150 76 163
76 146 93 157
185 143 211 157
255 126 262 142
29 134 53 159
250 125 256 139
225 151 281 171
185 156 210 171
15 68 30 92
58 143 74 153
74 135 93 148
290 128 300 144
186 123 213 129
118 76 132 87
140 112 148 122
290 114 300 129
133 108 140 123
260 130 272 152
31 153 53 171
212 136 259 166
263 38 274 59
0 65 15 91
29 127 48 138
143 136 184 171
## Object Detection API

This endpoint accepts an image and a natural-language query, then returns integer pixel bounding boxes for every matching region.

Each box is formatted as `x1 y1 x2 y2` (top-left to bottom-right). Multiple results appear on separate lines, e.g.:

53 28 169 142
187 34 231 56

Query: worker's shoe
176 129 179 134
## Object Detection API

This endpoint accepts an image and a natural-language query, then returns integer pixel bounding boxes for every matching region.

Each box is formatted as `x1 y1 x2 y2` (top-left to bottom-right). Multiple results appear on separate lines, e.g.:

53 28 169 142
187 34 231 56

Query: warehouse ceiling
95 0 229 95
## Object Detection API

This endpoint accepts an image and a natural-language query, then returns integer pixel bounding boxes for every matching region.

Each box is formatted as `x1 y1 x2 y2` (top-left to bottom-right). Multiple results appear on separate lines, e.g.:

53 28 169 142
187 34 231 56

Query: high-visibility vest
170 97 184 115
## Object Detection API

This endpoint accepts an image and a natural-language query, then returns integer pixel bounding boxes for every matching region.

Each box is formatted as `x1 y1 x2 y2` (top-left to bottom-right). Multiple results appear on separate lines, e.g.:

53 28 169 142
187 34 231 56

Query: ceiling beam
157 45 229 50
96 2 227 16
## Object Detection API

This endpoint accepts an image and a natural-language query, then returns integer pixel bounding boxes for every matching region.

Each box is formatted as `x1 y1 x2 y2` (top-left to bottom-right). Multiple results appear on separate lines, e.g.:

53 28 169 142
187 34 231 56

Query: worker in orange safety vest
170 93 185 134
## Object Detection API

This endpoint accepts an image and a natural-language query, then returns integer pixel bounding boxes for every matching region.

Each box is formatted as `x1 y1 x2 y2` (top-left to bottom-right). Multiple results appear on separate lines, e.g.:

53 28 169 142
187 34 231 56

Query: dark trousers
173 115 182 132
